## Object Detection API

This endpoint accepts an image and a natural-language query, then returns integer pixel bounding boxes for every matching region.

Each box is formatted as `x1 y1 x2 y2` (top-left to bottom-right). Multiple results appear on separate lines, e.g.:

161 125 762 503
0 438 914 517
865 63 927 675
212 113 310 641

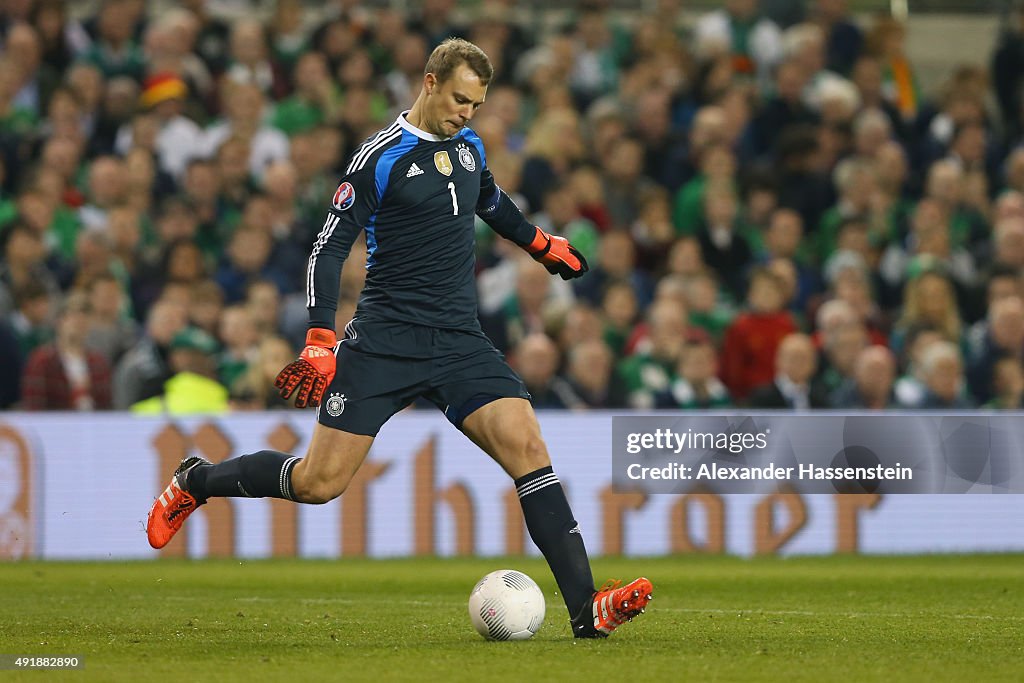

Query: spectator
5 280 53 362
720 267 799 400
215 226 291 303
966 265 1021 352
551 338 616 410
616 299 687 409
511 333 566 409
78 155 127 231
519 108 583 214
748 332 829 408
694 0 782 87
672 143 738 235
6 21 59 115
189 278 225 337
756 208 820 311
554 302 604 355
216 304 258 390
131 325 229 414
244 279 282 337
0 222 60 318
384 32 429 108
80 0 146 82
180 0 231 78
229 335 295 410
817 157 877 263
407 0 467 49
697 182 754 300
84 270 138 364
751 59 816 158
830 344 897 409
31 0 81 75
965 296 1024 404
575 230 653 311
815 315 868 396
271 51 342 136
657 335 731 409
204 81 290 180
824 252 889 345
481 254 557 354
916 340 974 409
224 18 289 100
812 0 864 76
851 63 905 141
531 180 600 267
268 0 308 70
112 297 187 408
630 187 677 272
683 270 735 344
21 292 112 410
600 279 638 358
983 355 1024 410
891 270 963 356
865 14 920 123
893 324 946 408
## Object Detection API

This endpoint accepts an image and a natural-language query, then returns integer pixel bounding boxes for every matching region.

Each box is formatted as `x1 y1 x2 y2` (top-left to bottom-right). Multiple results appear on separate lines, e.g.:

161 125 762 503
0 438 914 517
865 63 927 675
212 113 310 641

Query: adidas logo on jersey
406 163 424 178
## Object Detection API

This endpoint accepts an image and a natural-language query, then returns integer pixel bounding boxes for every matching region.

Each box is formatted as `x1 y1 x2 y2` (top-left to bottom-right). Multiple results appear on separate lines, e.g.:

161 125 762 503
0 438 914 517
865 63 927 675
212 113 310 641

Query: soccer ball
468 569 546 641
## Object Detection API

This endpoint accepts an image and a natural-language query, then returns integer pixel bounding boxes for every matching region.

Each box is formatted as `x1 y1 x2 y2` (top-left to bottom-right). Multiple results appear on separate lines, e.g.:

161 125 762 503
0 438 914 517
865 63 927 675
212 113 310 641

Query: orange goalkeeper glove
525 226 589 280
274 328 337 408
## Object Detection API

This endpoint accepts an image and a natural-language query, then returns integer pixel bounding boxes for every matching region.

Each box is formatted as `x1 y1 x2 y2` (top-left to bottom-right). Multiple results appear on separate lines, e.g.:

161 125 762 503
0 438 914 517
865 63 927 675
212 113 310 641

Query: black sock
515 466 595 620
186 450 301 501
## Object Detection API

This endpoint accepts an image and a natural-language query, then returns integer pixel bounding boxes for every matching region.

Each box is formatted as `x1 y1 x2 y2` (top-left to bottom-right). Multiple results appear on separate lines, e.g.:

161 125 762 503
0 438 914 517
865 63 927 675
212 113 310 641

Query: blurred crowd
3 0 1024 414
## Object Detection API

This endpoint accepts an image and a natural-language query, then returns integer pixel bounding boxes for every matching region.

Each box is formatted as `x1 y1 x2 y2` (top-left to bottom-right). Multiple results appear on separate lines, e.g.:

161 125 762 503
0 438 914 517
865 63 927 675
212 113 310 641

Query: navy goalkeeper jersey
305 112 533 338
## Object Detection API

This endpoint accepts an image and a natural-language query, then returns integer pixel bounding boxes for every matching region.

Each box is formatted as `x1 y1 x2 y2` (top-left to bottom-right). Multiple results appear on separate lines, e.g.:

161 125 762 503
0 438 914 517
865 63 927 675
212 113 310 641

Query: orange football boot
146 456 208 549
575 577 653 637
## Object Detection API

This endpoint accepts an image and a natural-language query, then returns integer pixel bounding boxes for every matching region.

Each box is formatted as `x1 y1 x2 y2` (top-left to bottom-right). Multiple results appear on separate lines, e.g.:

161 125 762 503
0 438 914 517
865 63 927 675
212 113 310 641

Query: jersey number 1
447 181 458 215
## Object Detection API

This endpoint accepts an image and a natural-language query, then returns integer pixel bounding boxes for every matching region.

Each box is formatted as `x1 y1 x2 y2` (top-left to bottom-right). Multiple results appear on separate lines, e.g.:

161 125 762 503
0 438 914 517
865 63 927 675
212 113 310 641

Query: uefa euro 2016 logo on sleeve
333 182 355 211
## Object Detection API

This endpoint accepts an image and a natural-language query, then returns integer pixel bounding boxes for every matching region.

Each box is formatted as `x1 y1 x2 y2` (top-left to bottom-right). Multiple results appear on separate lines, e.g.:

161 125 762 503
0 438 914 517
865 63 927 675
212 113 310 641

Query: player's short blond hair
425 38 493 86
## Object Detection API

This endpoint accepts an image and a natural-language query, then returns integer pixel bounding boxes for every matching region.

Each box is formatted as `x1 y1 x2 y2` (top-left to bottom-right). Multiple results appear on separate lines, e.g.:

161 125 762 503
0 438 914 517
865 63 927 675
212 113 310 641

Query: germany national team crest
457 143 476 172
434 151 453 176
325 392 346 417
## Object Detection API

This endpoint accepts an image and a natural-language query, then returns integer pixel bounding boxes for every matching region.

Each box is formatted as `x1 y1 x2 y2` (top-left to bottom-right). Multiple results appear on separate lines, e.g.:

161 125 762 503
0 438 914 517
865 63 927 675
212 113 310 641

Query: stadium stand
2 0 1023 412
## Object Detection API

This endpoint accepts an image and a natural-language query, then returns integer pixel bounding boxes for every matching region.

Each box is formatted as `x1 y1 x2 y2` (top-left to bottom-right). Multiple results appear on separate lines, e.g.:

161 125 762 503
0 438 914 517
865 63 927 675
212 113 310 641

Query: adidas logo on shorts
406 163 424 178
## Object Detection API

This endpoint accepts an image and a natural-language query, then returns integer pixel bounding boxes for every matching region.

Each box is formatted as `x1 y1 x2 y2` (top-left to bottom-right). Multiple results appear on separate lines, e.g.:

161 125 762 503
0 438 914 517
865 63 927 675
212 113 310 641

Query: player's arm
276 169 378 408
476 167 589 281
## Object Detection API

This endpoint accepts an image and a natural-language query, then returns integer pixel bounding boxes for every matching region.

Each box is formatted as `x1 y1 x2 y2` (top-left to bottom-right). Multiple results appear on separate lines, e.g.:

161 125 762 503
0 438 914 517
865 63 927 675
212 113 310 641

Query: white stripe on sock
516 473 560 499
280 457 300 500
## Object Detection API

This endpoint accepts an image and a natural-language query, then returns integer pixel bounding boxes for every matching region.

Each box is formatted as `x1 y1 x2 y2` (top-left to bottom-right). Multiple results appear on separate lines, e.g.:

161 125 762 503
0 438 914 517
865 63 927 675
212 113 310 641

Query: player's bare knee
290 467 348 504
519 434 551 472
292 476 346 504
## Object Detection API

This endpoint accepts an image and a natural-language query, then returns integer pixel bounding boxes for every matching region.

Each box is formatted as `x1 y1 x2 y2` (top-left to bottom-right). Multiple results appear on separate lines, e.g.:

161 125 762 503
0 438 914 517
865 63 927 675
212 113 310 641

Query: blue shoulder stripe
460 128 486 168
374 129 418 201
364 130 417 267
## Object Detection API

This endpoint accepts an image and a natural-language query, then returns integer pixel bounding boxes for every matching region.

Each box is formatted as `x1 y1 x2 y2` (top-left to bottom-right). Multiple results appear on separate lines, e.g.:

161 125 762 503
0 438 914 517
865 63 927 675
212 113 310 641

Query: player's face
426 63 487 137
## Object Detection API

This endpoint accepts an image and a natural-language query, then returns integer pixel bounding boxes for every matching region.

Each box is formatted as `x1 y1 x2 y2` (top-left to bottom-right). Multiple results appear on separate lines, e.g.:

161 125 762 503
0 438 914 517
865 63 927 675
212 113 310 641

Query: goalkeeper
146 38 651 638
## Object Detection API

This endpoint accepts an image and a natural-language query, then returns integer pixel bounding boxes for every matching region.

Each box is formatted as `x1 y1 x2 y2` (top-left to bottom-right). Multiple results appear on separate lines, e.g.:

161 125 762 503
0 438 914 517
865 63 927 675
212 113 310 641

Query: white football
468 569 546 641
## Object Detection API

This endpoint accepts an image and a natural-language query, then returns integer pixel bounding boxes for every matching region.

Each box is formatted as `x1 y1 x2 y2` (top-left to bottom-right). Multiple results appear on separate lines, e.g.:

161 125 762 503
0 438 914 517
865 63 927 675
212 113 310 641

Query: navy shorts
317 319 530 436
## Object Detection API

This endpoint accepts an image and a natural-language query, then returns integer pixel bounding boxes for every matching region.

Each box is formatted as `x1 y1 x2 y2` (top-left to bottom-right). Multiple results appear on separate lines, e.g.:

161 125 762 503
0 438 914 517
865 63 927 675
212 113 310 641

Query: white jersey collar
398 110 452 142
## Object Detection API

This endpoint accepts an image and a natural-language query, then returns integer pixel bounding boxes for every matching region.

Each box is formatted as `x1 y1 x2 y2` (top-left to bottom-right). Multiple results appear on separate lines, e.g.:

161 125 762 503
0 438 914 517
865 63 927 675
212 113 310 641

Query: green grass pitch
1 555 1022 682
